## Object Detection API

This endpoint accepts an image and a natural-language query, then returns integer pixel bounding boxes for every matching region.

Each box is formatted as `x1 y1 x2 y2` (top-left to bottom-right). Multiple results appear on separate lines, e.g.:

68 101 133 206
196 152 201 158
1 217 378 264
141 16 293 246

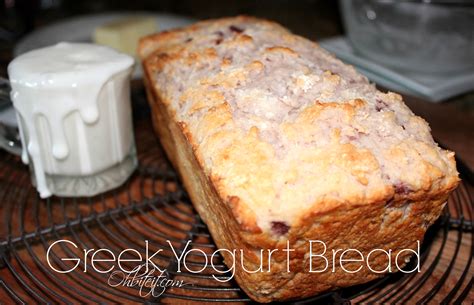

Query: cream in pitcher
8 42 137 198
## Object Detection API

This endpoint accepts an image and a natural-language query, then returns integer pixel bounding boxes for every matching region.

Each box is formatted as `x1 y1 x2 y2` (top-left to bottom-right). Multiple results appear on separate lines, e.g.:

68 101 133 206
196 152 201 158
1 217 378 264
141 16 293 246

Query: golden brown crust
139 16 460 302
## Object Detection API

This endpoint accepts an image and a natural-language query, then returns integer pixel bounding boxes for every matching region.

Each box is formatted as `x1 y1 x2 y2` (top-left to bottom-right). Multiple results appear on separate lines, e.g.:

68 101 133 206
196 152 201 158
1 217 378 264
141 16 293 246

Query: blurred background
0 0 473 169
0 0 343 42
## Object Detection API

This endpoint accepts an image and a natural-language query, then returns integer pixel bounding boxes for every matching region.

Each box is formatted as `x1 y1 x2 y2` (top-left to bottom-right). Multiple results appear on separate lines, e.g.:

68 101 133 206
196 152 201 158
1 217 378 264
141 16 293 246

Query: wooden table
403 94 474 170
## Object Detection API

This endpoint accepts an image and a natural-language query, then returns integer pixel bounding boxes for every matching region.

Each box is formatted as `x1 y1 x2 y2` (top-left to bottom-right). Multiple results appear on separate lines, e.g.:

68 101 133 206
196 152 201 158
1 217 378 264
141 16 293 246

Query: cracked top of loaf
139 16 459 234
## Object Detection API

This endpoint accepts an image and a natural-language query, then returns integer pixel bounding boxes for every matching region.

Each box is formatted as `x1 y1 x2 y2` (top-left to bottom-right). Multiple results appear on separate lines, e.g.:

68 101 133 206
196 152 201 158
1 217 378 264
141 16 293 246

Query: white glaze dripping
8 42 134 198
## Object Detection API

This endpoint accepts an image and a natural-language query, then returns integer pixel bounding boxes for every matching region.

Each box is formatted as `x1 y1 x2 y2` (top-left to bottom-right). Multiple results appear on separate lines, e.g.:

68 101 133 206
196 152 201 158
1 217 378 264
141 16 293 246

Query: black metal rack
0 122 472 304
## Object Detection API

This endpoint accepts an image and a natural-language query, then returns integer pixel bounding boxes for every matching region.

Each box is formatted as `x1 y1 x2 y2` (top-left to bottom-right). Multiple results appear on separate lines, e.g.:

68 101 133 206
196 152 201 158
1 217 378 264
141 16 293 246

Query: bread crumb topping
141 17 459 233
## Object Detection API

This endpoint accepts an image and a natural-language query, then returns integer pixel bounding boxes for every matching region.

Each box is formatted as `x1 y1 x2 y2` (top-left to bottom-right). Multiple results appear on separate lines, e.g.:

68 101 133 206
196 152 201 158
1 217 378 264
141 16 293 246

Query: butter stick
94 17 158 56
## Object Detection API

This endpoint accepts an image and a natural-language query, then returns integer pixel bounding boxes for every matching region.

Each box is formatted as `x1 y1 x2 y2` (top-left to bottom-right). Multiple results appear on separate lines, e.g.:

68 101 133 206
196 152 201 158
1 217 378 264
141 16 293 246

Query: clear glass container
339 0 474 74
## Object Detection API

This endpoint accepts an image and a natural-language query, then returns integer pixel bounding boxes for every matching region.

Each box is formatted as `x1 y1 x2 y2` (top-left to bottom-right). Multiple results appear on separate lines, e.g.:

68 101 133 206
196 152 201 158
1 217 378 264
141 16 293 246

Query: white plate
15 12 196 55
14 12 196 78
319 36 474 102
1 13 196 131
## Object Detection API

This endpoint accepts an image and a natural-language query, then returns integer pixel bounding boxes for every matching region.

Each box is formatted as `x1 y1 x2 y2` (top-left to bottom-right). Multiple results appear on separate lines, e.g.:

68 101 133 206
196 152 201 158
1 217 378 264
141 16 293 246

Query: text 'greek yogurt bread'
139 16 459 302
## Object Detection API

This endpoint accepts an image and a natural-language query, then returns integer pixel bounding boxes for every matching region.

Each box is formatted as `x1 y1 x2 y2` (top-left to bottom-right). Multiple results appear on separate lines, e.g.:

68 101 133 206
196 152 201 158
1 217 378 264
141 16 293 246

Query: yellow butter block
94 17 158 56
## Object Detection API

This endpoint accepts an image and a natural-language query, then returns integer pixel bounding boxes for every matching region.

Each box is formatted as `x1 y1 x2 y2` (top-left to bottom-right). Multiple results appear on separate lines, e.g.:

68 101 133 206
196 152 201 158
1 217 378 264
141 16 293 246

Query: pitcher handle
0 77 22 156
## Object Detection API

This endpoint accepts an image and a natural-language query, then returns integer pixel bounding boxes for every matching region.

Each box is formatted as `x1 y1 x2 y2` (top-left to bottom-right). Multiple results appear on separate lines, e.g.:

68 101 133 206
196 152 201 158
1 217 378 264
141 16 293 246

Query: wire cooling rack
0 118 472 304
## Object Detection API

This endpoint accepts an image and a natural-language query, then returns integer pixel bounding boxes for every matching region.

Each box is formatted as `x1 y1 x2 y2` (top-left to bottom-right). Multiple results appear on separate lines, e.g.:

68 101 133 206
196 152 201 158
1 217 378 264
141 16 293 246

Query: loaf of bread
139 16 459 302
